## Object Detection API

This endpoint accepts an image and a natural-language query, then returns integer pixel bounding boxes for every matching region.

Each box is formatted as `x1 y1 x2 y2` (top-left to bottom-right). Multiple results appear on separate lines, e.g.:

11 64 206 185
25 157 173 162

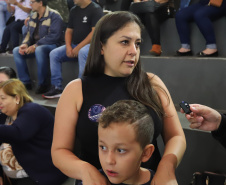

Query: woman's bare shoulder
58 79 83 112
146 72 161 82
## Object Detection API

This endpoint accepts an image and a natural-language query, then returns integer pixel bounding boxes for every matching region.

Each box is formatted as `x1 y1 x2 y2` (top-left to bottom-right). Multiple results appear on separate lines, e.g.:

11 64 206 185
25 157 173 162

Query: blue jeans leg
179 0 191 10
78 44 90 78
50 44 76 89
193 3 226 45
13 46 35 84
35 44 57 86
0 1 10 44
175 3 203 45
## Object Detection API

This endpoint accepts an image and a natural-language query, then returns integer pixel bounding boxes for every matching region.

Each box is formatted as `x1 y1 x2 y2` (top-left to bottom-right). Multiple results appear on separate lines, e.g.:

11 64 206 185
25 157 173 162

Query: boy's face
98 122 144 184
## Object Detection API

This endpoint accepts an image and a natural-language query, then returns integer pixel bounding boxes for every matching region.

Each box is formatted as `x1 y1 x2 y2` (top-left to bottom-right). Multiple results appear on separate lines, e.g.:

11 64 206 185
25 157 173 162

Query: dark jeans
0 19 24 51
175 0 226 45
136 5 169 45
120 0 169 45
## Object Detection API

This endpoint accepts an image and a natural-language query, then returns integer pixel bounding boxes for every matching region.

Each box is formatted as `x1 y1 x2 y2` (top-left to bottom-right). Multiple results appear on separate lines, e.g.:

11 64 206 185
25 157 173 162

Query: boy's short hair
98 100 154 149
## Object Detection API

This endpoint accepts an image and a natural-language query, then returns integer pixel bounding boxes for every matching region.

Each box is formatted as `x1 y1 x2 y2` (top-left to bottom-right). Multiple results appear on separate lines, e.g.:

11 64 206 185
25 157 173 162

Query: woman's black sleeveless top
76 74 163 171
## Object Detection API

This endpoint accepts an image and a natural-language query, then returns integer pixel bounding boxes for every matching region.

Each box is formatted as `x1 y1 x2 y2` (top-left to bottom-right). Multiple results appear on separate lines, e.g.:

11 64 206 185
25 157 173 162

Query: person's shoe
175 50 192 56
149 44 162 56
24 83 32 90
42 86 63 99
0 48 7 55
196 51 218 57
35 85 50 94
6 50 13 56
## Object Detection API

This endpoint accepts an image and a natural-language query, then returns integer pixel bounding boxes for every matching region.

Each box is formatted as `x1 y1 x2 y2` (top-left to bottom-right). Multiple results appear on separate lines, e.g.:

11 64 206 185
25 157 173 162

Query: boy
98 100 155 185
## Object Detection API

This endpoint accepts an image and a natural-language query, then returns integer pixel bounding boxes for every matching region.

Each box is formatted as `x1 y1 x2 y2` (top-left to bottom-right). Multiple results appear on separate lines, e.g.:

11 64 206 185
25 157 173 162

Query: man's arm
9 0 31 13
71 27 95 57
6 0 15 14
65 28 74 58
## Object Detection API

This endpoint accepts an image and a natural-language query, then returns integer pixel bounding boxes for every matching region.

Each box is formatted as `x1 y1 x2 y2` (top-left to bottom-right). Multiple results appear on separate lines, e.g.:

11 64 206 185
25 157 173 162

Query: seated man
13 0 64 94
42 0 103 99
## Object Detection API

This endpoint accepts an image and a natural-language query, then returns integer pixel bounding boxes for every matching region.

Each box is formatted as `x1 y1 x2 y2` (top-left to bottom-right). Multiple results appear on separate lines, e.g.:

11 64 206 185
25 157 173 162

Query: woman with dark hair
51 11 186 185
0 79 67 185
0 66 17 82
0 66 17 123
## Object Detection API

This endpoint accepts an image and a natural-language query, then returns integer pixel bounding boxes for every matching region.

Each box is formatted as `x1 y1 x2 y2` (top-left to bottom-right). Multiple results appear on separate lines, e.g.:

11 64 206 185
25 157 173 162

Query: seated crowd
1 0 226 98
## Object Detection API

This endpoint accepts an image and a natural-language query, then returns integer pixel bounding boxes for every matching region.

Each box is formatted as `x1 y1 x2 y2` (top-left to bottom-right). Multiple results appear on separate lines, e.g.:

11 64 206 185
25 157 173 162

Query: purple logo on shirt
88 104 106 122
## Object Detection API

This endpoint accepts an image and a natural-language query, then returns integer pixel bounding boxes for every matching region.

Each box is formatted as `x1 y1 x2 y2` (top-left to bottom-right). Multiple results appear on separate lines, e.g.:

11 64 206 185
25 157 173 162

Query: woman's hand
81 163 110 185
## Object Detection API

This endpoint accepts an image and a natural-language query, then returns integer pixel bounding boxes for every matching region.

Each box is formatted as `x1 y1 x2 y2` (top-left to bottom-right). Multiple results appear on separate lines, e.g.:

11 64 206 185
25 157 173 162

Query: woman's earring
16 102 19 105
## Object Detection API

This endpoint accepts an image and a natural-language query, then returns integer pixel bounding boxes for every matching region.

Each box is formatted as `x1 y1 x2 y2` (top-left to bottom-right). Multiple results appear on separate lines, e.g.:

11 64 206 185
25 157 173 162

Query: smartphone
179 101 191 114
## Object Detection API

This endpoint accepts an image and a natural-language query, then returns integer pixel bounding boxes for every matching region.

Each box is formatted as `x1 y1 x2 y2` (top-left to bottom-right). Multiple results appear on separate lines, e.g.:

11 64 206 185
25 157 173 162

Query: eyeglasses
30 1 36 4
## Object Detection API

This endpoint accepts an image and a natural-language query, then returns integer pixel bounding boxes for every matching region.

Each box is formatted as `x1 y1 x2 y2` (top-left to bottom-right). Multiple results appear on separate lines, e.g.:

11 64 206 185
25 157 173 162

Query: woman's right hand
81 163 110 185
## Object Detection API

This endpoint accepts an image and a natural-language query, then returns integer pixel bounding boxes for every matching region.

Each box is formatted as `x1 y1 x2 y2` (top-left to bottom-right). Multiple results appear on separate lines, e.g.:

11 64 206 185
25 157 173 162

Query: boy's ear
141 144 155 163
